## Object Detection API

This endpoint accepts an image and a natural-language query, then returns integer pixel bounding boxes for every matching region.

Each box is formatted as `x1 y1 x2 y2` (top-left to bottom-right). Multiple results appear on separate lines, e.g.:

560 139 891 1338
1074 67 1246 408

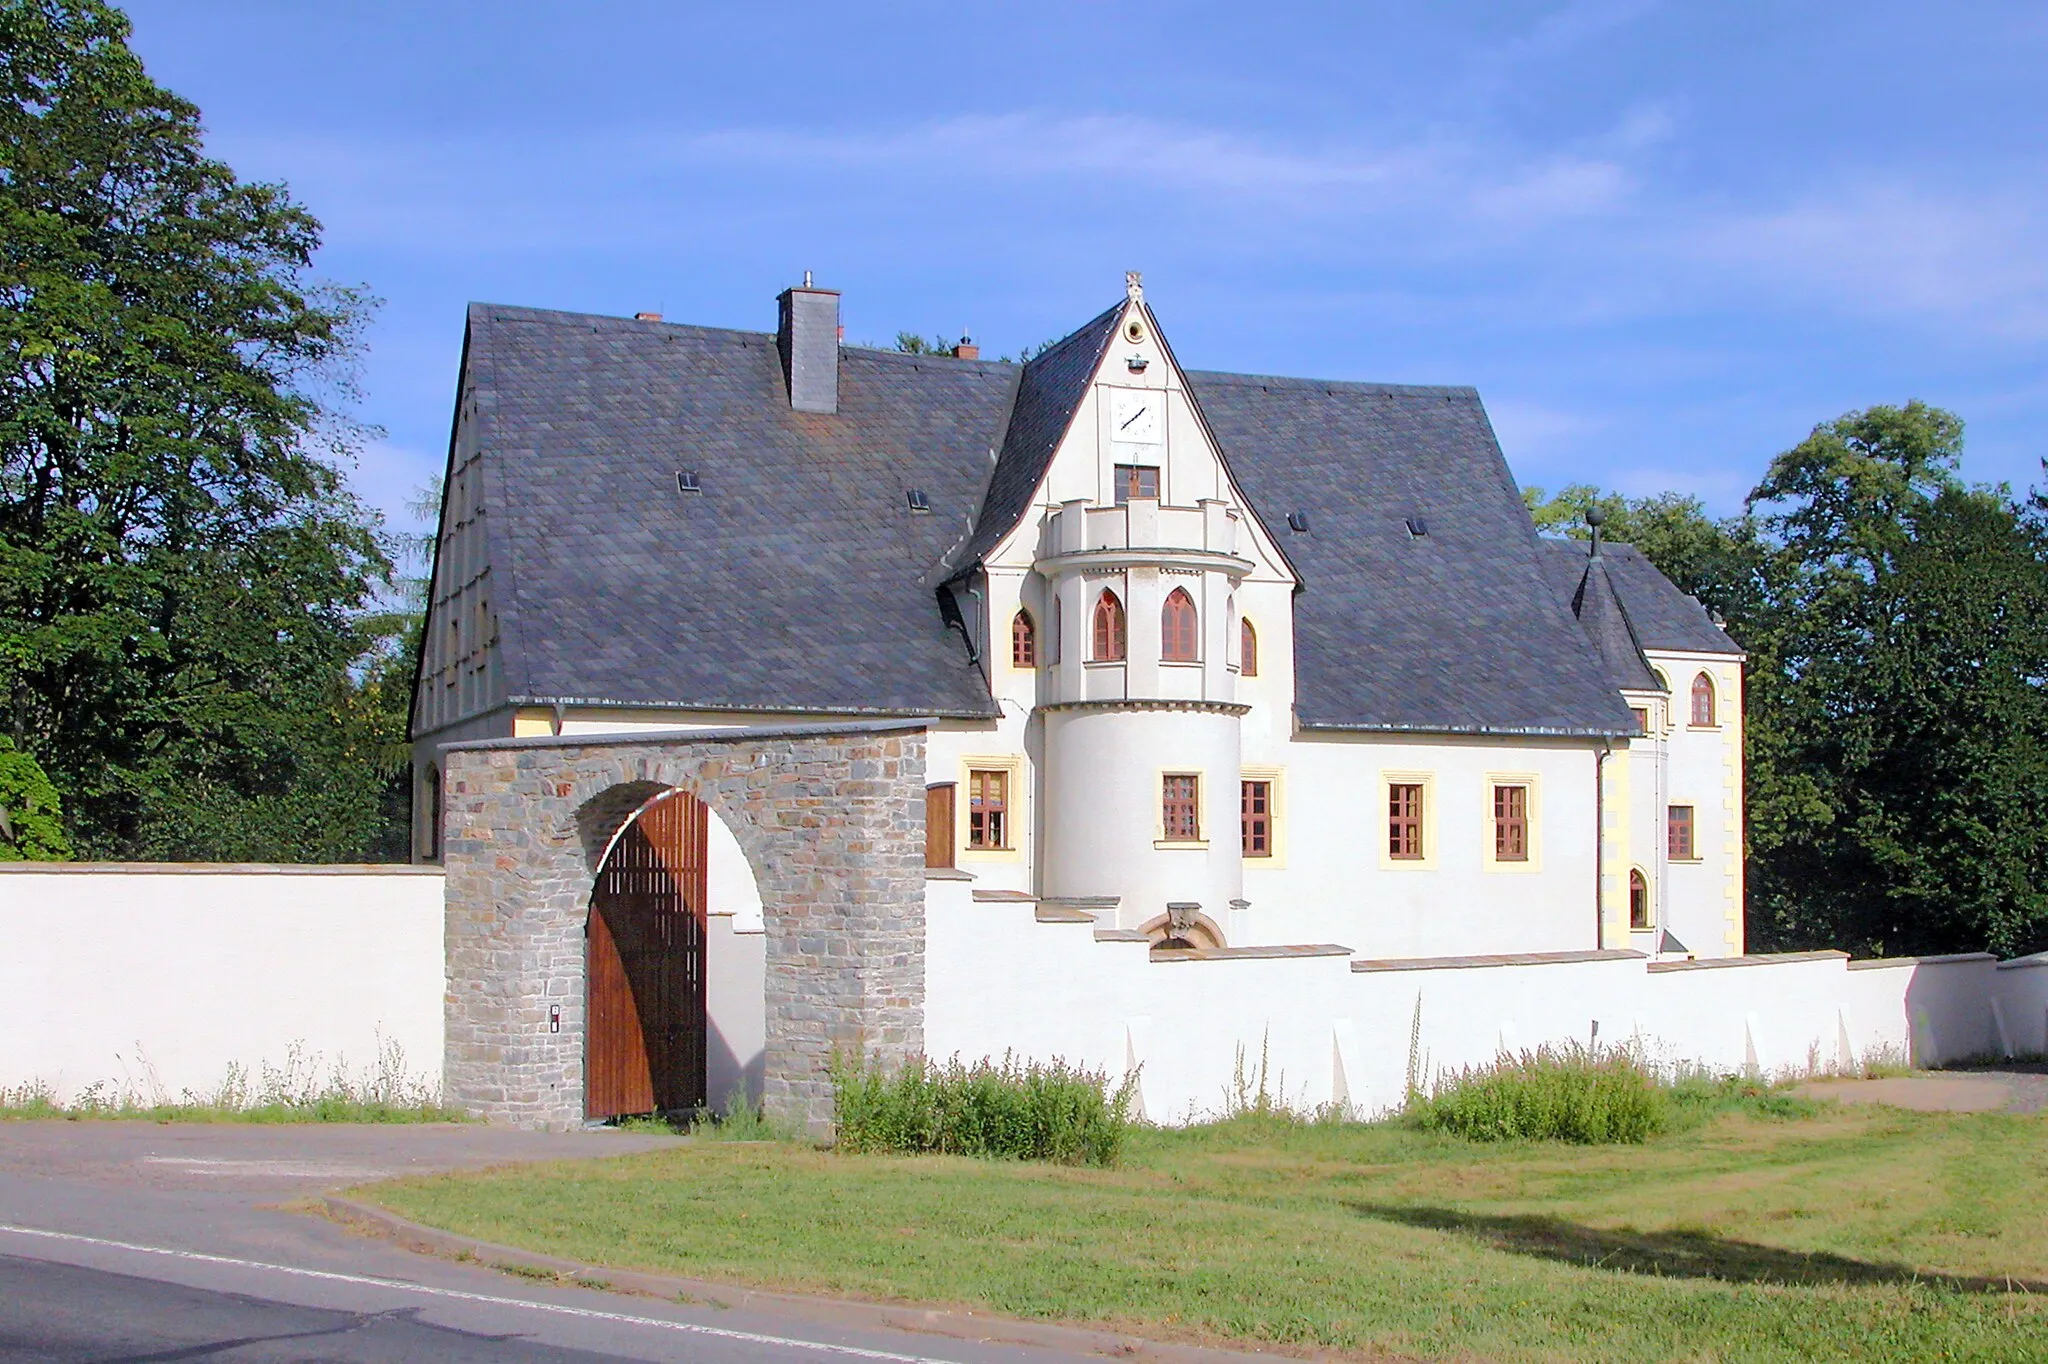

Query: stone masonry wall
439 720 927 1131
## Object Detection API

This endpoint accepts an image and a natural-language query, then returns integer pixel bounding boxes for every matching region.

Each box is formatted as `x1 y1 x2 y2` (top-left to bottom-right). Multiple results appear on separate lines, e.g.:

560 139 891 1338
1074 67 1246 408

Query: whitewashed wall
924 880 2034 1122
0 865 446 1105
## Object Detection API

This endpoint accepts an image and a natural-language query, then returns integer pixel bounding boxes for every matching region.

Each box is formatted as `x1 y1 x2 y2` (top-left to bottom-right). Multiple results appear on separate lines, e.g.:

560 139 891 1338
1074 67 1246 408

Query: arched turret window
1161 587 1198 662
1011 609 1036 668
1690 672 1717 727
1051 597 1062 664
1240 618 1258 676
1092 589 1126 662
1629 868 1651 929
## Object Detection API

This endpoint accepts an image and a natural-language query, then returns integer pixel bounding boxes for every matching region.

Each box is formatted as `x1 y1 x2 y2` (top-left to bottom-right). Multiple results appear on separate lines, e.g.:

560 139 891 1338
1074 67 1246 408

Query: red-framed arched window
1092 589 1126 662
1240 618 1258 676
1161 587 1198 662
1629 868 1651 929
1011 609 1036 668
1690 672 1716 727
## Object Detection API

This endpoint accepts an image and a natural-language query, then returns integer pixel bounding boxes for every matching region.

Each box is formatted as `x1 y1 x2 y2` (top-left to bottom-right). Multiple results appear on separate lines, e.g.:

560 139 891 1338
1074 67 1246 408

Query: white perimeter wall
0 866 446 1104
926 880 2041 1122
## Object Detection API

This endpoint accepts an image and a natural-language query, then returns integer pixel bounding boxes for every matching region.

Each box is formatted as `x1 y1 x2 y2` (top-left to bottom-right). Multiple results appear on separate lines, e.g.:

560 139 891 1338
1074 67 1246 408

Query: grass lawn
362 1105 2048 1363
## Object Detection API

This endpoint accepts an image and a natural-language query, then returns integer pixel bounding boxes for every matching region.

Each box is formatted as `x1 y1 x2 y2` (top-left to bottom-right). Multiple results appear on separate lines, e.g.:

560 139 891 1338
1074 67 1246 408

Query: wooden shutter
925 784 956 868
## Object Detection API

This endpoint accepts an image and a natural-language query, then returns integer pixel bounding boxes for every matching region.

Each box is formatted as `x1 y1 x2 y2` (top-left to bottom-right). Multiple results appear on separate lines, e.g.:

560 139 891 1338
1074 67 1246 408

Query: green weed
830 1050 1136 1166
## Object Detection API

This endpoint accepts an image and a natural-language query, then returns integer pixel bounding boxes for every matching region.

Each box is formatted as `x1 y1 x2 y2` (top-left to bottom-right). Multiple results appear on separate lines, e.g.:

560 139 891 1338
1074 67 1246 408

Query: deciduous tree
0 0 403 858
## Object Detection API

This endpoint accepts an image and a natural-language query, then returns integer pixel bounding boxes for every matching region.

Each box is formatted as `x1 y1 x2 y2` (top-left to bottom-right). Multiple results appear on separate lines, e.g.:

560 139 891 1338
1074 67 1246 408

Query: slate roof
440 296 1714 738
944 303 1121 575
1538 540 1744 660
462 304 1013 718
1564 554 1663 693
1186 373 1637 734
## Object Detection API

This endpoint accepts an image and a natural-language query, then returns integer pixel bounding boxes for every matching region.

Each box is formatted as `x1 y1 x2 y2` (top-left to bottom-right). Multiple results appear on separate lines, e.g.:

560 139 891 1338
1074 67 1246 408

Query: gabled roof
1538 539 1744 659
435 295 1698 739
1191 373 1638 735
942 303 1121 576
461 304 1012 718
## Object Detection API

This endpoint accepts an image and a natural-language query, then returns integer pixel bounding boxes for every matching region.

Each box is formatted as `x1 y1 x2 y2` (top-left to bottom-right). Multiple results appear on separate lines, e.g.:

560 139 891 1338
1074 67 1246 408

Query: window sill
1161 659 1202 668
1084 658 1126 668
1668 856 1703 865
1154 839 1209 851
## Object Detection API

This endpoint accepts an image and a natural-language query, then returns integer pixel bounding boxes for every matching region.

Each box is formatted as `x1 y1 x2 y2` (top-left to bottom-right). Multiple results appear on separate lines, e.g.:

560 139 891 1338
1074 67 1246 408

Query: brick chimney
775 274 840 414
952 334 979 360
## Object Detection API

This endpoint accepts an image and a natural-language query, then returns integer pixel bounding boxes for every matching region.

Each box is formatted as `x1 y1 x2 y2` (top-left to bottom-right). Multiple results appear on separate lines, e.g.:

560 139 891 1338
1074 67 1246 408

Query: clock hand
1120 406 1147 431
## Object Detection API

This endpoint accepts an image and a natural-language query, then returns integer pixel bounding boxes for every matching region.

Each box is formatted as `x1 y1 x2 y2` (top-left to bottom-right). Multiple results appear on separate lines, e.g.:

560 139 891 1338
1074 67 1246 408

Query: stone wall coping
0 862 442 876
1845 951 2000 971
924 867 975 882
1353 948 1643 973
1034 906 1096 924
1996 953 2048 971
1651 949 1847 973
971 890 1037 903
442 716 932 754
1093 928 1152 943
1155 943 1353 963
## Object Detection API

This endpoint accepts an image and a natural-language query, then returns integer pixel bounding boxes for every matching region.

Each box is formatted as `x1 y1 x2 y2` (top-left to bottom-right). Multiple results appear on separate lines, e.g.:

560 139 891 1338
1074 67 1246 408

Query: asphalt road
0 1123 1139 1364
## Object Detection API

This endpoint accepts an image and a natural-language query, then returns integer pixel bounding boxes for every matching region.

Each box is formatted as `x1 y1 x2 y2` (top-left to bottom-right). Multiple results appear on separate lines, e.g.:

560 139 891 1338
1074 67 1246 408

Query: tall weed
1409 1044 1668 1144
832 1052 1136 1166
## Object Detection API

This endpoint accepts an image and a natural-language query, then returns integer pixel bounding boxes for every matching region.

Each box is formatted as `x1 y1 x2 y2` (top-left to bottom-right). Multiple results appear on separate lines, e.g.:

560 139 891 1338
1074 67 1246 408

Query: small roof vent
635 311 663 322
905 488 932 514
676 470 701 494
1405 516 1429 538
1286 511 1309 534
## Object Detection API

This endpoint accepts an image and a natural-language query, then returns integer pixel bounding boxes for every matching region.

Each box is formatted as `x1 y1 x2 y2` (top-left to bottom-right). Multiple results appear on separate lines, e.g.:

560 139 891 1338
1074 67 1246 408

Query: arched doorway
586 788 709 1120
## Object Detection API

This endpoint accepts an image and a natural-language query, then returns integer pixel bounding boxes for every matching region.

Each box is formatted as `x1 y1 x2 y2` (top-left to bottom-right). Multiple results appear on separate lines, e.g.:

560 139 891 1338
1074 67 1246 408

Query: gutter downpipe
1594 740 1611 950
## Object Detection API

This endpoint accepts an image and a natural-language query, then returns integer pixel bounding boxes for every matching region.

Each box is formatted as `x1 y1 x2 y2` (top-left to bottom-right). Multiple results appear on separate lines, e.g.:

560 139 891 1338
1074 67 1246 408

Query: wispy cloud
1683 184 2048 340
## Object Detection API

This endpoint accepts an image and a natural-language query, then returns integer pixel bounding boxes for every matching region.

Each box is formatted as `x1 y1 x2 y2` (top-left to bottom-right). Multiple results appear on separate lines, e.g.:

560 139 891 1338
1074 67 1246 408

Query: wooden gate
585 790 708 1121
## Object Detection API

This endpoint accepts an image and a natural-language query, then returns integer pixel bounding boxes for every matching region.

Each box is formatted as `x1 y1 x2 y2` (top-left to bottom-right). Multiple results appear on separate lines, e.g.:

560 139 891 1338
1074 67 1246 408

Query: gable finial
1586 506 1606 560
1125 270 1143 302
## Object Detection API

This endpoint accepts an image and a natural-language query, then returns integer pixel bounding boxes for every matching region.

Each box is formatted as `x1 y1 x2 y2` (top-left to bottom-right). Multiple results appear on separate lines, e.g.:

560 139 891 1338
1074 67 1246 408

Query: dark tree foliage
1531 402 2048 957
0 0 408 859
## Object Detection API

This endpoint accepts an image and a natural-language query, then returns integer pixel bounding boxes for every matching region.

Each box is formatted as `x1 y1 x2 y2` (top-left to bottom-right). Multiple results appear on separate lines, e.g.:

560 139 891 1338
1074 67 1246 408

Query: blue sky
123 1 2048 538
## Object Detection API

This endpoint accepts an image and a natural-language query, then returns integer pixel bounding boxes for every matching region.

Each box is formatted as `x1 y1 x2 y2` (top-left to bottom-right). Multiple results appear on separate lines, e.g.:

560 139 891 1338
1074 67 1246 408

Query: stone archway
439 719 928 1131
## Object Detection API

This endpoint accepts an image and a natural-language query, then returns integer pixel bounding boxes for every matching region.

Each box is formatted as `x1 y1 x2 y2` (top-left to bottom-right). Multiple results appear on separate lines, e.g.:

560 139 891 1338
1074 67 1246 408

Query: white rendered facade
414 288 1747 964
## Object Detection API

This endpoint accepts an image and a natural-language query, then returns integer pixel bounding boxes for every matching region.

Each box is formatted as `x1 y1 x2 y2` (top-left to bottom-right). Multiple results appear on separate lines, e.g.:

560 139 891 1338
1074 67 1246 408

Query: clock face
1110 390 1161 445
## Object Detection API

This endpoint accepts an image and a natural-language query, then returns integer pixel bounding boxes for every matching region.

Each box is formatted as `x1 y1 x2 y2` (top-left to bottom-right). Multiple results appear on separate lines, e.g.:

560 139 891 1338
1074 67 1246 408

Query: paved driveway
0 1122 1202 1364
1795 1066 2048 1113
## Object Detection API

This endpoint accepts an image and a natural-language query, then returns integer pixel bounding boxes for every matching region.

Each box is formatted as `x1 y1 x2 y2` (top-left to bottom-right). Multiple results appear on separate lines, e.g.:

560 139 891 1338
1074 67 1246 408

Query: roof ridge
1185 369 1479 398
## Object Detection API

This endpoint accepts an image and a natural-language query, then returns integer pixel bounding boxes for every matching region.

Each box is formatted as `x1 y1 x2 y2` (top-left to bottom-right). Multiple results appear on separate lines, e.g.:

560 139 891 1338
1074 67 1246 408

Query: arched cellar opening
585 786 768 1122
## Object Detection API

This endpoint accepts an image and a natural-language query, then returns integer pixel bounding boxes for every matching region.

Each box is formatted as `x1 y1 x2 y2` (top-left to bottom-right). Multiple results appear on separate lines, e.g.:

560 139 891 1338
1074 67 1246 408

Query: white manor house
408 273 1754 1120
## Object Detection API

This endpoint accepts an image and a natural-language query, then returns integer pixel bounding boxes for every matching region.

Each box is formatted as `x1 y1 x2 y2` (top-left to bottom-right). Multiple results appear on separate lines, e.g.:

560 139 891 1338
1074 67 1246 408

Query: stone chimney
776 274 840 414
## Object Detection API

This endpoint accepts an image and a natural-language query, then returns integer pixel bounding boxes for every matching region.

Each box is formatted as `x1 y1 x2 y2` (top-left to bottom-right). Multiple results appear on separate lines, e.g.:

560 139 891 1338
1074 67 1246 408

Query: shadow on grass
1349 1202 2048 1294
